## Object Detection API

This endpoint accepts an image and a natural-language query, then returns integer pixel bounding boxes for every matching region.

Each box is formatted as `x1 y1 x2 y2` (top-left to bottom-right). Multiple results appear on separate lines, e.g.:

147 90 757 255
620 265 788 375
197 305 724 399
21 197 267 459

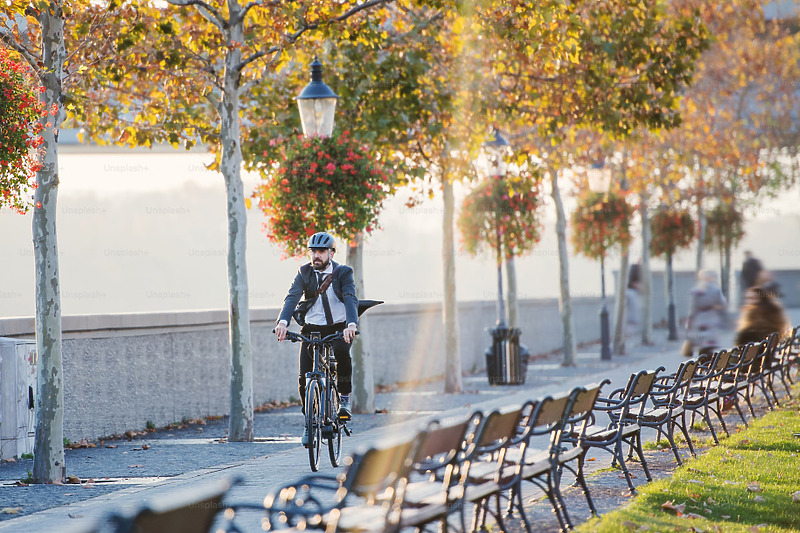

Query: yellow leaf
244 198 252 210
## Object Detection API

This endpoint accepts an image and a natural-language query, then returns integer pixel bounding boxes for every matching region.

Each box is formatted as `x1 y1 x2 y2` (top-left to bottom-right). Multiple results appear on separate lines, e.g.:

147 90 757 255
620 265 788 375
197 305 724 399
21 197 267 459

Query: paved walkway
1 308 798 532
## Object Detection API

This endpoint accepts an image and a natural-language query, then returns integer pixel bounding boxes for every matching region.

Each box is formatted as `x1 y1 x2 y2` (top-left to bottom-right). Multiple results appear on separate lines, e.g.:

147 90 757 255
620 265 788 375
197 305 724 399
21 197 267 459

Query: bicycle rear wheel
305 380 322 472
328 389 342 467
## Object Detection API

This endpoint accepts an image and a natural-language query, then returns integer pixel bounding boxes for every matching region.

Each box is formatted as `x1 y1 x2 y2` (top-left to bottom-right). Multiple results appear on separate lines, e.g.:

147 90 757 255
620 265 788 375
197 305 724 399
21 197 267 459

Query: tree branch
166 0 226 31
0 27 41 76
242 0 280 19
236 0 396 75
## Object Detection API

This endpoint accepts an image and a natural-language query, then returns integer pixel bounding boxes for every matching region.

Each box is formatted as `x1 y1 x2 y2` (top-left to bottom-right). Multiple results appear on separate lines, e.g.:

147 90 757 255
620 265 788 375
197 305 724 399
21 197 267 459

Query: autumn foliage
0 48 44 212
649 207 695 258
251 129 393 257
570 191 633 260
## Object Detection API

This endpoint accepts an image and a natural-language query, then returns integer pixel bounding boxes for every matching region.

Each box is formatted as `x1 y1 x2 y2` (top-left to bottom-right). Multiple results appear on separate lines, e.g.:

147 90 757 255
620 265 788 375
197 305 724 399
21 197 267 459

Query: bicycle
277 329 356 472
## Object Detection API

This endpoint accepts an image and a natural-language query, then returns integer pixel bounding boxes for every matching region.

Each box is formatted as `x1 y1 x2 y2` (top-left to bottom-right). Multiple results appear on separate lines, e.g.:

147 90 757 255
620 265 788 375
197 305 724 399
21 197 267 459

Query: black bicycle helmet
307 231 336 251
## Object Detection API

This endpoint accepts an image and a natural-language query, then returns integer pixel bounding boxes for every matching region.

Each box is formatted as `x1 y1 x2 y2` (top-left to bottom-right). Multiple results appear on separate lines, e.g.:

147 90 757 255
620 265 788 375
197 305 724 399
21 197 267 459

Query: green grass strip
577 393 800 532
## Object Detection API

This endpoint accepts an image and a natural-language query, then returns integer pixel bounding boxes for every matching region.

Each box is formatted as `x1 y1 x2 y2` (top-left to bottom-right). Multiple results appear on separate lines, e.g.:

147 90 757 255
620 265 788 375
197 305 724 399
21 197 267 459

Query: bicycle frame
306 332 337 431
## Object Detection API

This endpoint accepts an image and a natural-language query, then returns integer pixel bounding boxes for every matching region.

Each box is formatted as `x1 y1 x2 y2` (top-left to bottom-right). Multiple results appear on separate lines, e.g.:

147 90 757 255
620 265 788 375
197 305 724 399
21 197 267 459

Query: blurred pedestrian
735 283 791 347
625 263 642 341
753 269 782 301
740 250 763 304
685 269 727 359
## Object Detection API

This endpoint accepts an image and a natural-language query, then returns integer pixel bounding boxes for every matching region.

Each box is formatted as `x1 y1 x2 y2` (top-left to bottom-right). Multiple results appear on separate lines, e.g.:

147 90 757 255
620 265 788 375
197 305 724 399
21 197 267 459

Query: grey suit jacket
278 261 359 326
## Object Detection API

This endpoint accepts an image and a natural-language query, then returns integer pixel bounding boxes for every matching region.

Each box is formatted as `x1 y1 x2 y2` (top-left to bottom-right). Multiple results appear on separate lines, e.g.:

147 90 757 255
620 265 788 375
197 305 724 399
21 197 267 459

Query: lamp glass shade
297 97 337 138
479 129 512 177
587 162 612 193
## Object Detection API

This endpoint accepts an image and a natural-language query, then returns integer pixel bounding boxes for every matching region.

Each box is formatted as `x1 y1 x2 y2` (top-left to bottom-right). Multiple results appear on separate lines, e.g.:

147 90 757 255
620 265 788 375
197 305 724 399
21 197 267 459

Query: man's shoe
301 426 309 447
338 397 352 421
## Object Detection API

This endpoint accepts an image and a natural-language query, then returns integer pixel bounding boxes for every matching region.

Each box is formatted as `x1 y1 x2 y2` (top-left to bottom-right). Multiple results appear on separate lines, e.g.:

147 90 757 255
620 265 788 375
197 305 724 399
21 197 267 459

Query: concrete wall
2 268 780 442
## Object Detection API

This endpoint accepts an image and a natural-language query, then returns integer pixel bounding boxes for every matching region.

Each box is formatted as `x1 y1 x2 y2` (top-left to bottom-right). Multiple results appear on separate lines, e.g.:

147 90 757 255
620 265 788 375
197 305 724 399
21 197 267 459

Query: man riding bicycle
274 232 358 445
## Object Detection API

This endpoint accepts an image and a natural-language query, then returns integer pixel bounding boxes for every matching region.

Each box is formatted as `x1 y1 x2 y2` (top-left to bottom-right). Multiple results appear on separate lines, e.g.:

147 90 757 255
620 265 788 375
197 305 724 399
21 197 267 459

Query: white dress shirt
305 264 347 326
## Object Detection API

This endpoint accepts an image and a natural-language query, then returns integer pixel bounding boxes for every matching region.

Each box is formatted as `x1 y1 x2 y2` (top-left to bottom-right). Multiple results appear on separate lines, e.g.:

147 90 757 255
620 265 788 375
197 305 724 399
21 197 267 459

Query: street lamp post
479 127 511 327
478 127 525 385
588 161 613 361
295 58 338 138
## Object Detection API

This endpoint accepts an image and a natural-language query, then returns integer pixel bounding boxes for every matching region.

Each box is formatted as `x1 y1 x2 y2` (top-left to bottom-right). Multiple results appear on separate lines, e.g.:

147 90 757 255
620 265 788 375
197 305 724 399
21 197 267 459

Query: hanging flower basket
0 49 44 213
704 202 744 251
650 207 695 258
250 129 394 257
570 190 633 260
458 171 544 259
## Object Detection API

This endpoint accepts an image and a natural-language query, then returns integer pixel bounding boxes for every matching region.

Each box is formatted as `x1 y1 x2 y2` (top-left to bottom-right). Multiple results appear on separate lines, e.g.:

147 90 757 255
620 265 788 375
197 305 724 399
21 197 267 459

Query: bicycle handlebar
273 329 358 344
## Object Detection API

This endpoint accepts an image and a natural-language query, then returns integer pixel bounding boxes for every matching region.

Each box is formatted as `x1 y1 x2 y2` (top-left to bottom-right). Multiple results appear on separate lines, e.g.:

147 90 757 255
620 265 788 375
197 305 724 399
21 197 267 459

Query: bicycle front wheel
328 388 342 467
305 380 322 472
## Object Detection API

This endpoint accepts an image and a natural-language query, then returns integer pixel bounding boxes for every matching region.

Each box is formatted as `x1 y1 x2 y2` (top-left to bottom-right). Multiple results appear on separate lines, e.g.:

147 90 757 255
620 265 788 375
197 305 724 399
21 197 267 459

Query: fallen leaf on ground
586 457 596 461
688 479 704 485
792 490 800 503
142 444 150 450
685 513 704 519
753 495 766 503
66 475 81 484
1 508 22 515
104 444 117 449
707 496 717 504
622 520 638 529
127 464 144 468
721 515 731 519
68 513 83 519
690 527 704 532
661 500 686 515
747 482 763 493
67 439 96 449
14 481 28 487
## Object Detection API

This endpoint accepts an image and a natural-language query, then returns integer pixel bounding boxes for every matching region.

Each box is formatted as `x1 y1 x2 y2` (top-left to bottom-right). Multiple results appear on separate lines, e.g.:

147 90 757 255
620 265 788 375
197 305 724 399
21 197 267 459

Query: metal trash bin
485 326 527 385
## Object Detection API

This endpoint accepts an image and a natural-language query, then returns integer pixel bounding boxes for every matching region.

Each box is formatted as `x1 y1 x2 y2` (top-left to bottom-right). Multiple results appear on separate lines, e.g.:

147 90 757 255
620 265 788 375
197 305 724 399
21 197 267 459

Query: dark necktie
318 272 334 326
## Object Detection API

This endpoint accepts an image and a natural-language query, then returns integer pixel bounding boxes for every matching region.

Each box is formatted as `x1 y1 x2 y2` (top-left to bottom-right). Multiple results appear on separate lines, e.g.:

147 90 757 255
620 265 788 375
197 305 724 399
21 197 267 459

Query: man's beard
313 257 330 271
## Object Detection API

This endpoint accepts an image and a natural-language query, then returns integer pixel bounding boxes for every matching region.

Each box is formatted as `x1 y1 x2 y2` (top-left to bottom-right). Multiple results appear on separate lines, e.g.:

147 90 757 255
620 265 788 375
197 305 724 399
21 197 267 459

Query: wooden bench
569 368 662 494
396 411 486 532
102 476 237 533
643 359 700 465
222 436 417 532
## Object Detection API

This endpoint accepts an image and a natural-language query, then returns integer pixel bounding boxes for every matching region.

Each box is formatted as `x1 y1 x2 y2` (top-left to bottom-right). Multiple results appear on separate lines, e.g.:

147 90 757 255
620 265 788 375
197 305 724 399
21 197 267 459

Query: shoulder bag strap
315 265 338 297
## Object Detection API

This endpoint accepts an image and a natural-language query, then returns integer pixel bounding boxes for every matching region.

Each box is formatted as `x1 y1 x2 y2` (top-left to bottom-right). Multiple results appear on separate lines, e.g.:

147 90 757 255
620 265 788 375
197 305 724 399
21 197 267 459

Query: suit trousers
299 322 353 407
